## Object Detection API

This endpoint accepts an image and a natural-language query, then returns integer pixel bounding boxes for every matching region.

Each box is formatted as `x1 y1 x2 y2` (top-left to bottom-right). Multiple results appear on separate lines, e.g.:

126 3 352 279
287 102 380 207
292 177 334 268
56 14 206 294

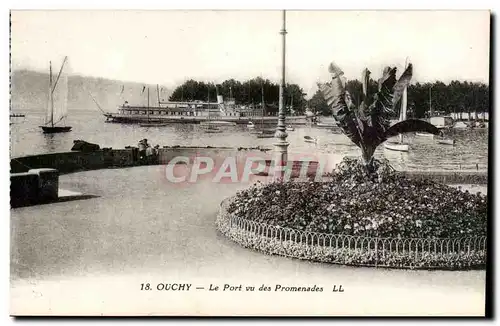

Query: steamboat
104 94 308 126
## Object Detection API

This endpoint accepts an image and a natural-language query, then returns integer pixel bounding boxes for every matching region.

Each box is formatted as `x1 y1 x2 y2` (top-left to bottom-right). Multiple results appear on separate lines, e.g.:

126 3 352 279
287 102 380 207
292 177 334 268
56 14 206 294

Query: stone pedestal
28 168 59 202
10 172 39 208
10 168 59 208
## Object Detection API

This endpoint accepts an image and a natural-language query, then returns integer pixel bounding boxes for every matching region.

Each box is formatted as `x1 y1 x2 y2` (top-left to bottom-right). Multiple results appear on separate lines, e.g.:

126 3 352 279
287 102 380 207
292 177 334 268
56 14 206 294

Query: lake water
10 109 487 315
10 109 489 172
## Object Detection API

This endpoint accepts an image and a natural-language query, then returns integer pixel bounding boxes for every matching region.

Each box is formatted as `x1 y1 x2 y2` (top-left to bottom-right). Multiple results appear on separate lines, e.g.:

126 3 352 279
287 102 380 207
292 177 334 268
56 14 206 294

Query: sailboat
40 56 72 133
384 62 409 152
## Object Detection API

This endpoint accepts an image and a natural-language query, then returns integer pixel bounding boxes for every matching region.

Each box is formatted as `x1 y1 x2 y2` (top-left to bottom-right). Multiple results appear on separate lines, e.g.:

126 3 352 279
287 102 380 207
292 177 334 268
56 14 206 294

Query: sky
10 10 490 97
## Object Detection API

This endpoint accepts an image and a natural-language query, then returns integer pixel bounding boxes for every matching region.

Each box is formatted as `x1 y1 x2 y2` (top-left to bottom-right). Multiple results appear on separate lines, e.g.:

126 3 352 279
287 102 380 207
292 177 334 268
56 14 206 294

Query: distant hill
10 69 172 112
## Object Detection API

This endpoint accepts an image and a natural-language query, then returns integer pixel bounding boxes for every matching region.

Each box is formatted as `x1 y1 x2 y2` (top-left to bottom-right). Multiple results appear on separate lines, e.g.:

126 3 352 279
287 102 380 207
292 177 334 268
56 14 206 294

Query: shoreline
11 147 488 183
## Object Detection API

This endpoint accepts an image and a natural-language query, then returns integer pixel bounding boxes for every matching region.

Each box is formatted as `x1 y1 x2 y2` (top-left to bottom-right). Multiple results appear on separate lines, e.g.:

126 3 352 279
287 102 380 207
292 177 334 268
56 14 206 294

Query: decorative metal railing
216 198 487 270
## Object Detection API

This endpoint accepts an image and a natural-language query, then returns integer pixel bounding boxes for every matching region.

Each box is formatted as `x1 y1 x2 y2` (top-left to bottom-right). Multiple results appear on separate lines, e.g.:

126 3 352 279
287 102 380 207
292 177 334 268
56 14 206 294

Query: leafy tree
308 88 330 116
169 77 307 114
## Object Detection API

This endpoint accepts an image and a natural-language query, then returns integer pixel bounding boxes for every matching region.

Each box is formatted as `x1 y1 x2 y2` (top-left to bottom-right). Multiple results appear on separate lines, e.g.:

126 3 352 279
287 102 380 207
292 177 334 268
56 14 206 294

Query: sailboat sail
45 62 53 125
47 56 69 126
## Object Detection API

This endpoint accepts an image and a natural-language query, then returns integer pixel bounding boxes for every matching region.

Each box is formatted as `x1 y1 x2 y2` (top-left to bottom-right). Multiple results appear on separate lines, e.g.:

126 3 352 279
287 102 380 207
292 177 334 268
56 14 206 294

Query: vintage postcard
9 10 490 316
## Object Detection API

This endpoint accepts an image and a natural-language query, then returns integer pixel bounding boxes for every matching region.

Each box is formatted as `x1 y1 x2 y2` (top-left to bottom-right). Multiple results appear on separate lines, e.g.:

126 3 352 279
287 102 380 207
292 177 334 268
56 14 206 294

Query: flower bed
227 158 487 239
216 157 487 270
217 198 486 270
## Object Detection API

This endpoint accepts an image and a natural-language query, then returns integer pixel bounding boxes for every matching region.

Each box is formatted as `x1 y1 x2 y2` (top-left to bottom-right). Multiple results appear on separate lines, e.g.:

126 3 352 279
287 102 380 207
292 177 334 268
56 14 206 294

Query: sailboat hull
384 142 409 152
139 123 169 127
436 139 455 145
40 126 72 133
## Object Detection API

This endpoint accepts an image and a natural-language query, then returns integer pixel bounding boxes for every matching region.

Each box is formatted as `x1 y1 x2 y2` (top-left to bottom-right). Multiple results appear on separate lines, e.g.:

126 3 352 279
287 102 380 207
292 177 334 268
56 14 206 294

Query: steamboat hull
105 114 309 126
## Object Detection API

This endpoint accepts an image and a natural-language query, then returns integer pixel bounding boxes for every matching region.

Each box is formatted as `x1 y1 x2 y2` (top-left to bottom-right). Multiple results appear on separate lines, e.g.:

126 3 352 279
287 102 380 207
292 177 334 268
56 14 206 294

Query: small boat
415 132 435 138
200 120 236 126
139 123 169 127
204 129 223 134
304 135 318 143
40 56 72 134
260 128 275 134
315 122 336 128
286 126 295 131
476 121 486 128
384 142 409 152
208 121 236 125
436 138 455 145
247 121 255 129
203 124 222 133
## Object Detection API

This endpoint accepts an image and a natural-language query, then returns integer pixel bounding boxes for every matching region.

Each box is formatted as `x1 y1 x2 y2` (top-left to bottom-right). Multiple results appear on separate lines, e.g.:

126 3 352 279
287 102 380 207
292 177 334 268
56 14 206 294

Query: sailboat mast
261 82 264 127
429 87 433 118
147 87 150 122
399 87 407 144
50 61 53 127
399 60 409 144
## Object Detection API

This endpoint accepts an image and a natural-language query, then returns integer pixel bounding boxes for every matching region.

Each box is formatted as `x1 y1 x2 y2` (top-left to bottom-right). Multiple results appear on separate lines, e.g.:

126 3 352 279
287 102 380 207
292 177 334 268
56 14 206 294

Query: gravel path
10 166 486 316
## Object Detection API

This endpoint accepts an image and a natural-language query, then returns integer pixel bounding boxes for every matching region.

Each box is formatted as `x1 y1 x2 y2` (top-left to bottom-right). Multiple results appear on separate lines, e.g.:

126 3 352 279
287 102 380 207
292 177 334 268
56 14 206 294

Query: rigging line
88 91 106 114
51 56 68 95
53 115 66 125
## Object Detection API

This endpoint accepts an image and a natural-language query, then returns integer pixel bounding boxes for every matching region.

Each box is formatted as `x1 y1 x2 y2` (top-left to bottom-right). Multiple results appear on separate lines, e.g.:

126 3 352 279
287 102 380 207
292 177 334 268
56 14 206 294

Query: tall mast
429 86 433 118
399 58 409 144
147 87 150 122
261 81 264 127
50 61 53 127
399 87 407 144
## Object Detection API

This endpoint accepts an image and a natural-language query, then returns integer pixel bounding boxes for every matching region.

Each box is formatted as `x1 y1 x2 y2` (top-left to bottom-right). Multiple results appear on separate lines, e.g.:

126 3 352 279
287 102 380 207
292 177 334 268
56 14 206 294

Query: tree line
308 80 490 118
169 78 308 114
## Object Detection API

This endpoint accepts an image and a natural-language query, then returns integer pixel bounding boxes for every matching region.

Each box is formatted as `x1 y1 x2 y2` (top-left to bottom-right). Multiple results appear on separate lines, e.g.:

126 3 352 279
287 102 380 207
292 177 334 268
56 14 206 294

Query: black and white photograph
8 9 491 316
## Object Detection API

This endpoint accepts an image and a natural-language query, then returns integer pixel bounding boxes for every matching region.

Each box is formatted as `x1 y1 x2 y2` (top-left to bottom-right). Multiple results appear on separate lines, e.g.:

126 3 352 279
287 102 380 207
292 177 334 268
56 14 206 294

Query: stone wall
11 168 59 208
10 147 488 184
